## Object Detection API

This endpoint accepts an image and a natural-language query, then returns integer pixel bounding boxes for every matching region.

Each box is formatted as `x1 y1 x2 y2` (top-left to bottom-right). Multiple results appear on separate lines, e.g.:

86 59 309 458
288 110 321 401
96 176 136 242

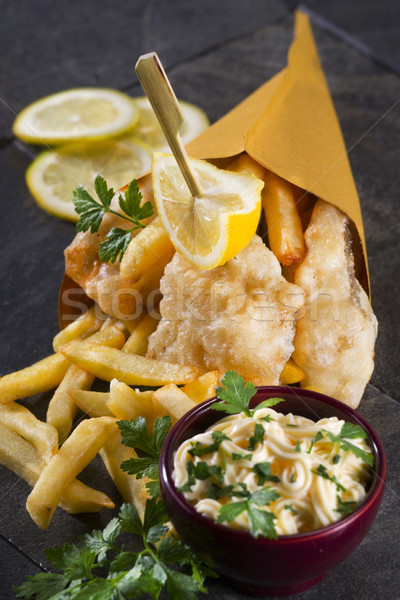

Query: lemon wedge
133 97 209 151
152 153 263 270
26 138 152 221
13 88 140 145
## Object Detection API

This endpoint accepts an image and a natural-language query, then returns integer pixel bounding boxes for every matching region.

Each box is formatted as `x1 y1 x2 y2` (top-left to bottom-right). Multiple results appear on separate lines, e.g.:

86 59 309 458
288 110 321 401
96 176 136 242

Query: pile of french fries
0 152 309 530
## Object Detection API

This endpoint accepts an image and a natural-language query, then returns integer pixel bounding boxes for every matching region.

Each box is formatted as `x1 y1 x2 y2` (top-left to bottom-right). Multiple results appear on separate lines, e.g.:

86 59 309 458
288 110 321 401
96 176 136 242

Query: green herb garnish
212 371 284 417
295 440 301 453
73 175 154 263
307 430 323 454
335 495 358 516
312 464 346 492
188 430 230 458
284 504 298 515
216 486 280 538
323 423 373 466
15 498 214 600
118 415 171 498
247 423 265 451
252 462 280 485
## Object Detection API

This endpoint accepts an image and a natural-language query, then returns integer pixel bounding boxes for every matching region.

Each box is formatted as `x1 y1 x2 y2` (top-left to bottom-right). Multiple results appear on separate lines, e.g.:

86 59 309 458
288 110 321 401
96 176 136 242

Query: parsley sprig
118 415 172 498
216 486 280 539
15 498 215 600
212 371 284 417
73 175 154 263
323 423 374 467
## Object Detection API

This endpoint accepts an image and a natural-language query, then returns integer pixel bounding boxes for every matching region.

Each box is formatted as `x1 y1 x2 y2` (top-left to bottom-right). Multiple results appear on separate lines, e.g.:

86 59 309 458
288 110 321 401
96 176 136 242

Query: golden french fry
0 422 114 514
280 358 306 384
228 152 266 180
122 313 148 334
262 170 305 265
183 371 220 404
120 216 175 280
0 352 70 405
108 380 159 428
61 343 198 387
69 389 112 418
53 306 102 352
0 403 58 462
99 430 148 518
47 325 125 442
152 384 196 423
123 313 159 355
26 417 117 529
46 365 94 444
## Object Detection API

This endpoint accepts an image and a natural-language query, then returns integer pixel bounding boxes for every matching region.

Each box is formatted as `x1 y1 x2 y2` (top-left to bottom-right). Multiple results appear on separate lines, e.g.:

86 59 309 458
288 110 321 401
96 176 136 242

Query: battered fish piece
292 200 377 408
147 235 305 385
64 174 157 318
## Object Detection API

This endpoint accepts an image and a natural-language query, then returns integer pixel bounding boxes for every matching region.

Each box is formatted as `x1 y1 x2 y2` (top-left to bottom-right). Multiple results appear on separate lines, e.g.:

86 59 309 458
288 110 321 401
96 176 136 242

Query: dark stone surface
0 2 399 599
300 0 400 73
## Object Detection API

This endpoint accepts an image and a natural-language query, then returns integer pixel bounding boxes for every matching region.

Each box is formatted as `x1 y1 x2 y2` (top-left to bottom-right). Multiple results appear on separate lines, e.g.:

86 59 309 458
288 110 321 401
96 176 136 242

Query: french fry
69 389 112 418
0 403 58 462
280 358 306 384
52 305 102 352
120 216 175 281
183 371 220 404
0 422 114 514
61 343 198 387
152 384 196 423
228 152 266 180
123 313 159 355
99 430 148 518
26 416 117 529
262 170 305 265
46 365 94 444
107 380 159 428
0 352 70 405
47 325 126 442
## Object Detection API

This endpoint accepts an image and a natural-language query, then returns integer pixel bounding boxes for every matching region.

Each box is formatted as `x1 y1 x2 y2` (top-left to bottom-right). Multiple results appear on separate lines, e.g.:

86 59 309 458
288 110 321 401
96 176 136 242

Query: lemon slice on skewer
13 88 140 145
133 97 209 151
152 153 263 270
26 137 152 221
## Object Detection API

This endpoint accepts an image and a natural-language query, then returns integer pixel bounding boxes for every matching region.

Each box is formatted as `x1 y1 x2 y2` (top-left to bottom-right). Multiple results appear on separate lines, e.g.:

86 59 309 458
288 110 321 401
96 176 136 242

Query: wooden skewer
135 52 204 198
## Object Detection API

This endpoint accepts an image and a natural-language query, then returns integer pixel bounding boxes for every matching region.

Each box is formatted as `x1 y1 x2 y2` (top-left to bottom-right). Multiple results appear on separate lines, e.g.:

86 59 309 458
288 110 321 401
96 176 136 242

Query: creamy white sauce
173 408 372 535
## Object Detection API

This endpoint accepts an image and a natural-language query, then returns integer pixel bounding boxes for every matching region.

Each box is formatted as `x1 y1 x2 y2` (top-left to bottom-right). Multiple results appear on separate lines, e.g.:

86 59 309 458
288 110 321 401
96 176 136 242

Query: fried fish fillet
292 200 377 408
64 174 157 318
147 235 305 385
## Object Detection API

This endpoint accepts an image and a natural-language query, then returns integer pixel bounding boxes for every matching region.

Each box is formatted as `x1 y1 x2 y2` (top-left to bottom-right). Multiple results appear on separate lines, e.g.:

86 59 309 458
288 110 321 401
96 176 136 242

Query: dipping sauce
173 406 373 537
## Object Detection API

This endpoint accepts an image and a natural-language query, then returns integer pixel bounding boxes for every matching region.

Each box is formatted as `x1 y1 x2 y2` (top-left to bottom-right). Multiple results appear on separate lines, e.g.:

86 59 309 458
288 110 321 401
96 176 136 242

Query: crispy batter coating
147 235 305 385
292 200 377 408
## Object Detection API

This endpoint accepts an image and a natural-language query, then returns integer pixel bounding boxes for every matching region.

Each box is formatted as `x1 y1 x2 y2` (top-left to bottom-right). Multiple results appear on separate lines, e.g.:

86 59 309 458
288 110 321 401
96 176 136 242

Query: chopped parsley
188 430 230 458
312 464 346 492
212 371 284 417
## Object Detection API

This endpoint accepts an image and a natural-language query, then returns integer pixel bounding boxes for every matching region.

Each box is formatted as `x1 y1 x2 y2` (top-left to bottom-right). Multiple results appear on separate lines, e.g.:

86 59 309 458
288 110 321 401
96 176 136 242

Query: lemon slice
133 97 209 151
152 153 263 270
26 137 152 221
13 88 140 145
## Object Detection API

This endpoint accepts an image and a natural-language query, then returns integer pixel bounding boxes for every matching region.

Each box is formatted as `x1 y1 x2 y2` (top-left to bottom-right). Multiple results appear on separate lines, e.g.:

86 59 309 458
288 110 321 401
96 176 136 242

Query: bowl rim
160 385 387 544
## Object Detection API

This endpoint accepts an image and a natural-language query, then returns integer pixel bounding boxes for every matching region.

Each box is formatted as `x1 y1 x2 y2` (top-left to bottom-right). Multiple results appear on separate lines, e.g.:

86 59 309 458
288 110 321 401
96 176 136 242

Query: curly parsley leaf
312 464 346 492
323 423 373 467
98 227 132 264
216 486 280 539
247 423 264 451
212 371 284 417
188 430 230 458
73 174 154 263
15 497 215 600
118 178 154 224
212 371 256 416
335 495 358 516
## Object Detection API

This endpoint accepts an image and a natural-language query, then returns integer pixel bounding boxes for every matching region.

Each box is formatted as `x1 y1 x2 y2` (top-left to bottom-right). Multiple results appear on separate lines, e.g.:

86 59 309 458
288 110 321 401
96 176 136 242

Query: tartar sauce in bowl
173 406 373 537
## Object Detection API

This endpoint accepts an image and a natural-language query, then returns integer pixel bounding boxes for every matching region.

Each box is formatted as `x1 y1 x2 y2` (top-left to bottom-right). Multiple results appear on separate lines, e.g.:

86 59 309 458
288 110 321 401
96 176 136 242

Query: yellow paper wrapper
187 11 369 294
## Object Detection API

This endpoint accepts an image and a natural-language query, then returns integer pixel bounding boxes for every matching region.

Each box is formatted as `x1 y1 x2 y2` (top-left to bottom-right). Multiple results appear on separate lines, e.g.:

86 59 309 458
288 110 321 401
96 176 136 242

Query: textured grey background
1 1 399 599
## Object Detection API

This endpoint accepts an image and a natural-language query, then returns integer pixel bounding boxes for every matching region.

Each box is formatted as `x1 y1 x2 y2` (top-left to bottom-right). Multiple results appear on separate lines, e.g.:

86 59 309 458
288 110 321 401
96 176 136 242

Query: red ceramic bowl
159 386 386 597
